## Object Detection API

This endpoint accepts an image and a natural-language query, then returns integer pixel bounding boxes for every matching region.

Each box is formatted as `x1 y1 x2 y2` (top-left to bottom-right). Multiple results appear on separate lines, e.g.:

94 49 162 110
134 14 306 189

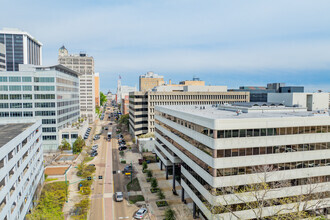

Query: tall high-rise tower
58 46 95 122
0 28 43 71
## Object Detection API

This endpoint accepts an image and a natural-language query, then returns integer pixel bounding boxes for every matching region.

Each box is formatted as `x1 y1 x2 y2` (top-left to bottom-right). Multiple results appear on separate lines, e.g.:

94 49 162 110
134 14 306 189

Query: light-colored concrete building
139 71 165 92
0 28 42 71
58 46 95 123
0 43 5 71
0 120 44 220
129 86 250 137
94 72 100 107
0 64 80 152
154 103 330 219
268 92 329 111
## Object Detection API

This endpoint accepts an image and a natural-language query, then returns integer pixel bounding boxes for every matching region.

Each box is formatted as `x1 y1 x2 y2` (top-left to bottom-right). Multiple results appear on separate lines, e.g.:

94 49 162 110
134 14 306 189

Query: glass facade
0 33 41 71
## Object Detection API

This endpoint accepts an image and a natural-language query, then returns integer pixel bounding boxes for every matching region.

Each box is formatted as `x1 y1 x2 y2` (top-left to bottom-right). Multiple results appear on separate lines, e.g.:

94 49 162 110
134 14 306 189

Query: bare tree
203 165 329 219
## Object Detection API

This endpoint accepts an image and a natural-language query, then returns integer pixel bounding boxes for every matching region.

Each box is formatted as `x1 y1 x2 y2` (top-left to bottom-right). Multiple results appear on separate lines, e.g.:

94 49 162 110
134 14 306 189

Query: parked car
92 145 98 150
93 135 100 140
115 192 123 202
104 127 108 130
134 208 148 219
91 152 98 157
84 135 88 140
118 146 127 151
124 165 132 172
88 164 95 167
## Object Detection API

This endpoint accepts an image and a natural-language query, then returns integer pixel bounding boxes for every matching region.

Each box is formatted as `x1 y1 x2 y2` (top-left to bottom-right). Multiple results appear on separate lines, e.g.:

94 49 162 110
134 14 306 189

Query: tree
151 178 158 189
59 138 71 151
100 92 107 106
205 165 329 219
72 136 85 154
164 208 175 220
142 161 148 170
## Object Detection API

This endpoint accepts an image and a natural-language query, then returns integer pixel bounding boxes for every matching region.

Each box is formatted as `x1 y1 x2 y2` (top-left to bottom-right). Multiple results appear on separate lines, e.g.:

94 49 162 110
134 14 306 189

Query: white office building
0 120 44 220
58 46 95 123
0 28 42 71
0 64 80 152
154 103 330 219
268 92 329 111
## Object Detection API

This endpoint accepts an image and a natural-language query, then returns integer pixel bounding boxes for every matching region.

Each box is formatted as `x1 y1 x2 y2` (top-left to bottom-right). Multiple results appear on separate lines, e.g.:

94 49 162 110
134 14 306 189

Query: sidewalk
135 163 194 220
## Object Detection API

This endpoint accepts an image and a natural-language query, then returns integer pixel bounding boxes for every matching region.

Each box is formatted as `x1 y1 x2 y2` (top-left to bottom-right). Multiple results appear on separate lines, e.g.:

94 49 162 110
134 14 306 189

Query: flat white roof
0 28 43 46
156 105 329 120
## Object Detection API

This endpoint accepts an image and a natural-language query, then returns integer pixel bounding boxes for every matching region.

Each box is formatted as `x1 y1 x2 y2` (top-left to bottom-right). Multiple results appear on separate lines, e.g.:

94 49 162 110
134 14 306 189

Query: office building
230 83 304 102
121 95 129 115
0 64 80 152
0 43 5 71
94 72 100 106
129 85 249 136
139 71 165 91
154 103 330 219
58 46 95 123
0 120 44 220
268 92 329 111
0 28 42 71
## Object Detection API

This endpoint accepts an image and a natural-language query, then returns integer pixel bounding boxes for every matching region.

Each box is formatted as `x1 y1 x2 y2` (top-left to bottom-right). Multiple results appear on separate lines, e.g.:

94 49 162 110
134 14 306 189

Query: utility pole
131 161 133 183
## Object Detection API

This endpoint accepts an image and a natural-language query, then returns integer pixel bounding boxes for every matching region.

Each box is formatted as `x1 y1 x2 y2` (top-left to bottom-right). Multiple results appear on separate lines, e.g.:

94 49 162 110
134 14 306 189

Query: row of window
42 119 56 124
35 111 56 116
42 127 56 133
0 112 33 117
57 106 79 115
58 111 79 123
42 135 56 140
217 143 330 158
182 161 330 196
0 76 32 82
56 77 79 86
157 111 330 139
57 86 79 92
0 94 55 100
181 175 330 215
62 134 78 139
57 100 79 107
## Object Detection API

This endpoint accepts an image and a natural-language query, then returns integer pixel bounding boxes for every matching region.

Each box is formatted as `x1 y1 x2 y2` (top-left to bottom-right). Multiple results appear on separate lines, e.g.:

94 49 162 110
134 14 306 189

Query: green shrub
146 170 152 178
157 190 165 199
142 161 148 170
151 178 158 189
164 208 175 219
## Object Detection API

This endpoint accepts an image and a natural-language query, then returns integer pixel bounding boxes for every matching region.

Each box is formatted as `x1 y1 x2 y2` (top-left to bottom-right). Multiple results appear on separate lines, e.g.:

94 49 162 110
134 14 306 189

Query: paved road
89 114 110 220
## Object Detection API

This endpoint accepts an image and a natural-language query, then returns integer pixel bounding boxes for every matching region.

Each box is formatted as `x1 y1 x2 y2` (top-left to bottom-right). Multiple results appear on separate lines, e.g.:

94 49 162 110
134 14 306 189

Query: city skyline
1 0 330 92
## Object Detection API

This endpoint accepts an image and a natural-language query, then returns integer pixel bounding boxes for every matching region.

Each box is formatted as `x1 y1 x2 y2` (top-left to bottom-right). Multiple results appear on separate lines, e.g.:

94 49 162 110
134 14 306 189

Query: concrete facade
0 64 80 152
268 93 329 111
0 28 42 71
129 87 250 137
139 71 164 92
58 46 95 123
154 104 330 219
94 72 100 107
0 120 44 220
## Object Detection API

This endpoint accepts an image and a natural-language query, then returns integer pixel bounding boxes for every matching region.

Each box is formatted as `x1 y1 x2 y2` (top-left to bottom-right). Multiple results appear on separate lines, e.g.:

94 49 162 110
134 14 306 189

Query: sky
1 0 330 92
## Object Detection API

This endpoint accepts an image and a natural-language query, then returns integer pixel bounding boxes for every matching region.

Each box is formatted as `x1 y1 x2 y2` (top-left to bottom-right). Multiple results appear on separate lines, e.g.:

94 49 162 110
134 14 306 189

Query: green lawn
129 195 145 204
84 156 94 163
45 178 58 182
26 181 68 219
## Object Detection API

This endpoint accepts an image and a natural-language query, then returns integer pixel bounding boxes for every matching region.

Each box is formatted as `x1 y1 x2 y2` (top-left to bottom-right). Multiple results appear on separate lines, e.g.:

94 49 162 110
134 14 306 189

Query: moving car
134 208 148 219
115 192 123 202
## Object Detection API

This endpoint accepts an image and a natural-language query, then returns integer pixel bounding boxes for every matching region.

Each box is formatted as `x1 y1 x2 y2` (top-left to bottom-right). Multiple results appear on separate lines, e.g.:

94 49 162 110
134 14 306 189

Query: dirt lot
44 166 70 175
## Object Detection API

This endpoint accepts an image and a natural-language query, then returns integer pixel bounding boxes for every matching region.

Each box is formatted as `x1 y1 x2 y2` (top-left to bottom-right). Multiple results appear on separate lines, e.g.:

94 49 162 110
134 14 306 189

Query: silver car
115 192 123 202
134 208 148 219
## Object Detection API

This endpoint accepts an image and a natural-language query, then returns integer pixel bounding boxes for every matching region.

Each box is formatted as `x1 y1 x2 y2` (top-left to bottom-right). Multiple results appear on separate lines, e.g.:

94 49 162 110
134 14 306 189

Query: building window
22 77 32 82
9 76 21 82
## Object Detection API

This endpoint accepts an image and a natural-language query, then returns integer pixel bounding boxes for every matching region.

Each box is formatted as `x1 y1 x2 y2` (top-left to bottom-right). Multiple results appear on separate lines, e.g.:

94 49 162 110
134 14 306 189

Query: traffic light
98 175 103 179
87 177 92 181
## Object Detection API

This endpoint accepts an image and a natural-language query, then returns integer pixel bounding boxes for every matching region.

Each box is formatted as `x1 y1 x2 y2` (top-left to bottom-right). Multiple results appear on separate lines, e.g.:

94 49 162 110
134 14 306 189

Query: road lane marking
118 217 129 219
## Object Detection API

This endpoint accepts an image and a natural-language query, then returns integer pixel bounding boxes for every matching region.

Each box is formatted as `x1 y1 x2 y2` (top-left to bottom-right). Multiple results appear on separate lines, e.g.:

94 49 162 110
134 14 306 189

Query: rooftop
156 104 329 120
0 123 34 148
0 28 43 46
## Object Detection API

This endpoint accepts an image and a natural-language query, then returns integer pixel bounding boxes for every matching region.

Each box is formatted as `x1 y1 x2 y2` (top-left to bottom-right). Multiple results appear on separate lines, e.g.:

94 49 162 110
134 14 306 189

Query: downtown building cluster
0 28 99 219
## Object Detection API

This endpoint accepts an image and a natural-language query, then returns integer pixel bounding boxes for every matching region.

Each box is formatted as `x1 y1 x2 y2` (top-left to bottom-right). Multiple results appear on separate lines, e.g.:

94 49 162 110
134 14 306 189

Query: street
89 107 137 220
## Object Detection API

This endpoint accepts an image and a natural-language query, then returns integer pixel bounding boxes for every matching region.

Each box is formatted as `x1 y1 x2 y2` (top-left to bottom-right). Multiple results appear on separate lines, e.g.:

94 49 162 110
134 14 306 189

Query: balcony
0 178 5 191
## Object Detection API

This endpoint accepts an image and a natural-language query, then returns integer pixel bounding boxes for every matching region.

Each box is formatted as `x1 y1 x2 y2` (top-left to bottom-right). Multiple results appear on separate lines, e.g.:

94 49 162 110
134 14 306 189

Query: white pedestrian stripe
118 217 129 219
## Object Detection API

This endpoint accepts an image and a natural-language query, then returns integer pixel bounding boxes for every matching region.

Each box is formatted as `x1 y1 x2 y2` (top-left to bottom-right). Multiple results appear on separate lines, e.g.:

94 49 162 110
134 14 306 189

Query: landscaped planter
150 188 160 193
146 177 152 182
156 200 168 207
